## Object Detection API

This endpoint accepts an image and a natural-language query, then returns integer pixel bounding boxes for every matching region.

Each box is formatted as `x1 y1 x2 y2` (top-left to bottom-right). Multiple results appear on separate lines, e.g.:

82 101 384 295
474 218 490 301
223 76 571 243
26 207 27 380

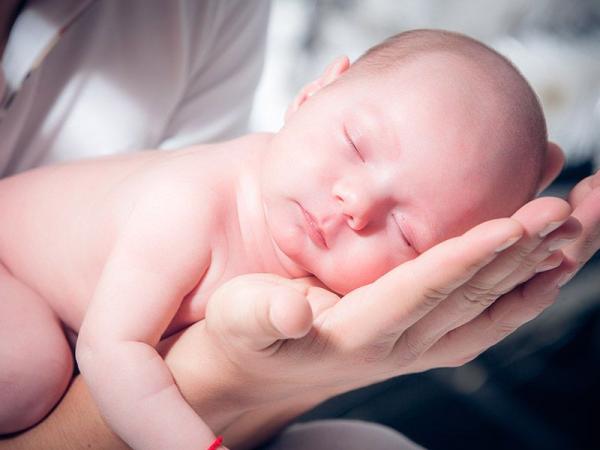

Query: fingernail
538 220 565 238
558 271 576 288
535 260 562 273
495 236 521 253
548 238 576 252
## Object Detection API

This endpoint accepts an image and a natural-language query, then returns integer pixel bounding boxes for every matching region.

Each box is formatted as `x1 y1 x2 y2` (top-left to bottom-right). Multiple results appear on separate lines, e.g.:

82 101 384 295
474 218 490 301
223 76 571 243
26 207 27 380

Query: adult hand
535 143 600 280
191 196 581 409
563 169 600 272
418 168 600 370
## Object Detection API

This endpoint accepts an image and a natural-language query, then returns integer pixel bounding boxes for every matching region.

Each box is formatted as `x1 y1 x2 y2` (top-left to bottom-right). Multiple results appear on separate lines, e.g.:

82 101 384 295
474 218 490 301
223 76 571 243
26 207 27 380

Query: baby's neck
226 133 307 278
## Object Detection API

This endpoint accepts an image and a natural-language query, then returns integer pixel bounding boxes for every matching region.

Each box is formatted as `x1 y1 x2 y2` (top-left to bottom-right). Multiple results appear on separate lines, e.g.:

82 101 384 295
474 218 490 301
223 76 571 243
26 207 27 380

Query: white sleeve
158 0 271 149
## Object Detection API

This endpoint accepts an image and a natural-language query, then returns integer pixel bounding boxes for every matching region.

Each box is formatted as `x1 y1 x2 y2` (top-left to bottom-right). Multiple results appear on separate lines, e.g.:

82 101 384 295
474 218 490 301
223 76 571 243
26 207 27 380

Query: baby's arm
76 193 215 450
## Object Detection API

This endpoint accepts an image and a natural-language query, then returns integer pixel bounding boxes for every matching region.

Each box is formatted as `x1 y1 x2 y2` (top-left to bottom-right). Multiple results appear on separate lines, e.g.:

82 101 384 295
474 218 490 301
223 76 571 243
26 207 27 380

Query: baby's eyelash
343 126 365 163
392 213 413 248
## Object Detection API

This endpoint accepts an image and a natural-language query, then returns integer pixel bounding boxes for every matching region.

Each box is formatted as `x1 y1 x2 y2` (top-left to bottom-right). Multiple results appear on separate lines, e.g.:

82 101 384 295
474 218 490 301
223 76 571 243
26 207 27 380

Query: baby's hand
205 273 335 353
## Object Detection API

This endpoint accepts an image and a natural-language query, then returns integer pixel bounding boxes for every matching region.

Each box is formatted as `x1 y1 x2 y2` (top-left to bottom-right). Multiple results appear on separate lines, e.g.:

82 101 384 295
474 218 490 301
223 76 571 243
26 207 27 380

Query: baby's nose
346 212 369 231
332 179 381 231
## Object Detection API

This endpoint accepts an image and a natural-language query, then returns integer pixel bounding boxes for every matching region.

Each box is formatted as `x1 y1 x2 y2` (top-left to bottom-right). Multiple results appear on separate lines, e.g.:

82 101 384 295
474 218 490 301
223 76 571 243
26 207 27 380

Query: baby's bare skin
0 134 299 447
0 134 285 337
0 46 552 449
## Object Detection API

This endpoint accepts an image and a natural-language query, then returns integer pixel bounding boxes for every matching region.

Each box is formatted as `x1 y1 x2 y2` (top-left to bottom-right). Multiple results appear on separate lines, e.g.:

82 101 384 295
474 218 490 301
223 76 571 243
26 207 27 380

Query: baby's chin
315 264 391 296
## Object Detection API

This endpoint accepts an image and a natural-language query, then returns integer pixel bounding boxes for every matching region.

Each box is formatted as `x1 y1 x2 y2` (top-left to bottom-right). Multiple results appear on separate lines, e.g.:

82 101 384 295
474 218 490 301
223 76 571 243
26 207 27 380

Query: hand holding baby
165 195 583 449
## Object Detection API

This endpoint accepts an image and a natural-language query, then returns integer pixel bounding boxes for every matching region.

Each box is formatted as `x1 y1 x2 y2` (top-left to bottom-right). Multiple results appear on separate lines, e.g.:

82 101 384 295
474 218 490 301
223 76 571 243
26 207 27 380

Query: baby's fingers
207 274 313 353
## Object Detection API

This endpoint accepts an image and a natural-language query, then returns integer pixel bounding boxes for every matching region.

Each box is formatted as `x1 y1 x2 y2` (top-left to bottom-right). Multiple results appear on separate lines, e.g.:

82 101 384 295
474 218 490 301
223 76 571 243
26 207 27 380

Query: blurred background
250 1 600 449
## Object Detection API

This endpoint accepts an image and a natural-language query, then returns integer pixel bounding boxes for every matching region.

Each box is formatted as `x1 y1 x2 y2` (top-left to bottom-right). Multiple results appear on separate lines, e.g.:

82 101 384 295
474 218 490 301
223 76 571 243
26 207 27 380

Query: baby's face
261 54 539 294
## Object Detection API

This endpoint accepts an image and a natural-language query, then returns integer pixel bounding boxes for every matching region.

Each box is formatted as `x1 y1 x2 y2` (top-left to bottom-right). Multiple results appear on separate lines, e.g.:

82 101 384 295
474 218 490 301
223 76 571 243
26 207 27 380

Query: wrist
158 323 255 432
220 392 327 450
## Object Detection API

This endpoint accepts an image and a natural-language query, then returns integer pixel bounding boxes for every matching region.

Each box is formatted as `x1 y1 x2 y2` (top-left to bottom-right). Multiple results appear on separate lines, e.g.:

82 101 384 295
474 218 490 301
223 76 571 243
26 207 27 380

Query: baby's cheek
320 244 407 294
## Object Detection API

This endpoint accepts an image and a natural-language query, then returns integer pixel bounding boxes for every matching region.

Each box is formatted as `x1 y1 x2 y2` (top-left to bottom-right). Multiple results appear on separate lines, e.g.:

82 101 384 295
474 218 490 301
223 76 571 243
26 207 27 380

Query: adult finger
327 218 524 348
567 171 600 207
413 260 576 371
496 216 580 290
487 197 572 286
393 198 571 357
564 173 600 268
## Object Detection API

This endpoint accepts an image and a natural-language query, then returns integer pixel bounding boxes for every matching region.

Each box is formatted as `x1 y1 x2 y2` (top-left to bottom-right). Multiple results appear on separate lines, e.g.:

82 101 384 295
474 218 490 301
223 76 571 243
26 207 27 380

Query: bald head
345 29 547 202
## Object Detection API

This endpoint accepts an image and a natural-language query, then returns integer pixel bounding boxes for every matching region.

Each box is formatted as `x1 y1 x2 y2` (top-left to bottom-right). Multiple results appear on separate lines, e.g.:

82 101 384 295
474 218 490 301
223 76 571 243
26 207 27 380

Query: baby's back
0 135 276 337
0 150 177 330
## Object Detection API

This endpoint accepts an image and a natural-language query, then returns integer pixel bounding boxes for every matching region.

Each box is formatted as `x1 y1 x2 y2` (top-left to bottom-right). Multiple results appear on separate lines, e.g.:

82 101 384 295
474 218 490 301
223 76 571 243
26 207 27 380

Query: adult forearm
221 393 327 450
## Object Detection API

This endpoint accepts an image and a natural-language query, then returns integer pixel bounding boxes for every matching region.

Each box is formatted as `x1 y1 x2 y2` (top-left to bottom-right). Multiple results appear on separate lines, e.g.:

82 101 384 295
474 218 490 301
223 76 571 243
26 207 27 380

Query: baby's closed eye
392 212 415 249
343 125 365 163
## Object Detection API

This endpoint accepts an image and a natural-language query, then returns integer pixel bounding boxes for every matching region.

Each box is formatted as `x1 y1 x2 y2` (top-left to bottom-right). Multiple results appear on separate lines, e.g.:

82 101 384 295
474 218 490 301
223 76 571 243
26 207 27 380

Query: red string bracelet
207 435 224 450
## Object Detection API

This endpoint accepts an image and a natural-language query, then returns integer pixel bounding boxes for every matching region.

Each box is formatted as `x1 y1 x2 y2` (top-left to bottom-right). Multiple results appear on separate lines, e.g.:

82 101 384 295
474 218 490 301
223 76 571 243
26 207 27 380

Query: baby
0 30 551 448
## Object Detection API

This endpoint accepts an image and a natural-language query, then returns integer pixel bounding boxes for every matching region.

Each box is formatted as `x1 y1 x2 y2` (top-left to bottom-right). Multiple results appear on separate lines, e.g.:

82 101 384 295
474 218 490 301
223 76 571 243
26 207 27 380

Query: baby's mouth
297 202 328 249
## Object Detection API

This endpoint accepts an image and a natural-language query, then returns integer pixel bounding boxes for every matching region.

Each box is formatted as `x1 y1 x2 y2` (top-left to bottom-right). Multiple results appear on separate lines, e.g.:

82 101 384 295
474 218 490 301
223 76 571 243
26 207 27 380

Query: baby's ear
284 56 350 123
537 142 565 194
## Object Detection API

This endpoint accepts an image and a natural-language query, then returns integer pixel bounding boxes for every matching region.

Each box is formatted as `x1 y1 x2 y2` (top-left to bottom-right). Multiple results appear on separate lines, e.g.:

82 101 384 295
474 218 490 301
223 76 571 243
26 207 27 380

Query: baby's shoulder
109 156 218 278
123 151 224 240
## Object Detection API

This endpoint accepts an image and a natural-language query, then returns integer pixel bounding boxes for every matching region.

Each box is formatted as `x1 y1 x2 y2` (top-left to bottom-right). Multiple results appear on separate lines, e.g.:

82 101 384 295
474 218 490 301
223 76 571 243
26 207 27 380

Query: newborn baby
0 30 551 448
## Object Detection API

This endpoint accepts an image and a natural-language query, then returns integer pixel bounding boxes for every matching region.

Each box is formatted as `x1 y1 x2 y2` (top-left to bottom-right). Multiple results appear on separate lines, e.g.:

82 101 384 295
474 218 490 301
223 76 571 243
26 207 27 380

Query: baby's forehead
344 50 540 168
345 62 493 145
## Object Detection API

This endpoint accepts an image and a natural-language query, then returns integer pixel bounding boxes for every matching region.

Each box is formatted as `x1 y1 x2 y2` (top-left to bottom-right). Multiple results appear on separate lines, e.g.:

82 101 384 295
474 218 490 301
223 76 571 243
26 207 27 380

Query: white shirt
0 0 270 177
